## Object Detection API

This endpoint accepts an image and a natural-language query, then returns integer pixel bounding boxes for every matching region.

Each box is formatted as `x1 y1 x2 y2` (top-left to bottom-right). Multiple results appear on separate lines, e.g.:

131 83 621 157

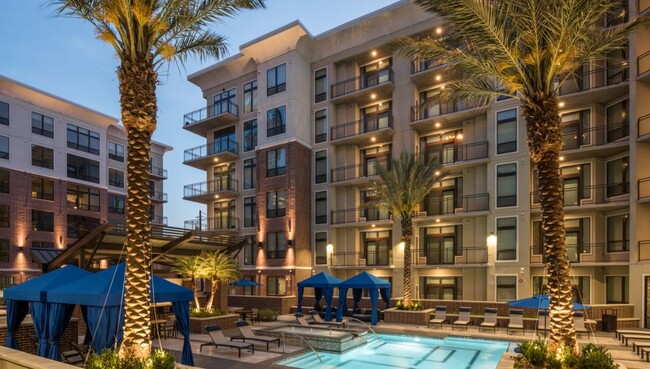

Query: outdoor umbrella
230 279 262 287
507 295 589 310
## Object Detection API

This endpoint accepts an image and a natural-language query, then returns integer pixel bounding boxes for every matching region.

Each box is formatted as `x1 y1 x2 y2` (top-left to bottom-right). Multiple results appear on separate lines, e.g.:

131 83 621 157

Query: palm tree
172 256 203 310
403 0 637 350
199 251 241 312
53 0 266 358
371 152 440 305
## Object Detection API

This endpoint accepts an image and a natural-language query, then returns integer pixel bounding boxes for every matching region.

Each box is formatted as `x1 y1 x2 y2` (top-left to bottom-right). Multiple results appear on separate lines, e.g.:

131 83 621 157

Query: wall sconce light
59 235 63 245
326 243 334 269
18 247 24 253
258 242 264 248
287 240 293 247
288 219 292 233
487 232 497 249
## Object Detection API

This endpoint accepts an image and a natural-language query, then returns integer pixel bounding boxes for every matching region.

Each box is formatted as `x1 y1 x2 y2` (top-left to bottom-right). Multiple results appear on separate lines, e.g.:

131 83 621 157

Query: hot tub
258 325 370 353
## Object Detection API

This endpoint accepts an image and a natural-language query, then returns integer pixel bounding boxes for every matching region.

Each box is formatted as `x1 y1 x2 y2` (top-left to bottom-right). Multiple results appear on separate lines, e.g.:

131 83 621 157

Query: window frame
496 162 518 207
0 240 9 262
315 232 328 265
266 106 286 137
243 80 258 114
243 119 257 152
108 168 125 188
31 112 54 138
266 275 287 296
495 275 518 302
243 158 256 190
314 68 327 103
243 196 257 228
266 148 286 177
67 184 101 212
496 216 518 261
31 145 54 169
108 194 125 214
0 101 8 126
267 64 287 96
0 204 8 228
32 209 54 232
31 177 54 201
67 154 100 184
266 232 287 259
108 141 125 162
0 135 9 160
315 191 327 224
0 169 9 193
315 150 327 184
496 108 518 154
67 124 100 155
315 109 327 143
266 190 287 218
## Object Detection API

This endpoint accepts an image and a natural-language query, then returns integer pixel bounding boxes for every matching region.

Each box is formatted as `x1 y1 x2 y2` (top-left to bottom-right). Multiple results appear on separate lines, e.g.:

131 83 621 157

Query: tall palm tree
371 152 440 305
403 0 637 350
172 256 203 310
53 0 266 358
199 251 241 312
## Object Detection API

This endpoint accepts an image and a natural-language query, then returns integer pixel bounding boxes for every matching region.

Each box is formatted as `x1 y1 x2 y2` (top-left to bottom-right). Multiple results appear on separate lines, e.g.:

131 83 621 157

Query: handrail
331 156 391 183
150 191 168 202
330 68 393 98
410 99 484 122
345 317 380 340
411 247 488 265
530 183 630 205
184 140 239 162
556 63 629 96
638 114 650 137
281 331 324 364
330 113 393 141
420 193 489 215
415 140 489 164
184 177 239 198
411 59 446 74
561 121 629 150
184 216 239 231
530 242 629 263
150 165 168 178
183 100 239 127
330 207 392 225
639 177 650 200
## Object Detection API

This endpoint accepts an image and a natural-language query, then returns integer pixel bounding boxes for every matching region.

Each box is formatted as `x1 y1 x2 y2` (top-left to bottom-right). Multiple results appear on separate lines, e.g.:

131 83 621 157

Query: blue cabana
297 272 342 321
336 272 390 325
4 265 91 357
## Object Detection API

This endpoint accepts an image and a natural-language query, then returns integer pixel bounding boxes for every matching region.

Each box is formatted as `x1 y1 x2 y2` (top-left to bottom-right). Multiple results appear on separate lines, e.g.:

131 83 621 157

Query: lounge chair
234 321 281 350
428 306 447 329
453 307 472 330
200 325 254 358
479 308 498 332
573 312 590 338
507 309 524 334
537 311 549 335
310 311 347 328
295 313 311 326
160 316 177 339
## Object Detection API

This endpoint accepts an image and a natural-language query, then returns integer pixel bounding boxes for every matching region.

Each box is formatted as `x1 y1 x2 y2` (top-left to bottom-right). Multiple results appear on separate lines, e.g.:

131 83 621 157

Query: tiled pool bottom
277 334 509 369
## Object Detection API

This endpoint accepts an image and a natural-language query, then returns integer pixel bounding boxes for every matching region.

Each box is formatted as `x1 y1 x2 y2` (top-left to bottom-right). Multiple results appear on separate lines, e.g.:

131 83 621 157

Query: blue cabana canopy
4 265 91 302
230 279 262 287
336 272 391 325
508 295 590 310
296 272 342 321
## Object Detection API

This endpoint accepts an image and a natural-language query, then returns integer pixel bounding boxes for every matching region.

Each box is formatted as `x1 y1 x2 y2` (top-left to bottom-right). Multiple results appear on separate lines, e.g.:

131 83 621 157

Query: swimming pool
277 334 509 369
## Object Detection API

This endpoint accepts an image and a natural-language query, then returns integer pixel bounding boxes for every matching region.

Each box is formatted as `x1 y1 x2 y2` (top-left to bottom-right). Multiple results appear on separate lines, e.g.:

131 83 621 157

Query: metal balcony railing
639 177 650 200
530 183 630 206
419 193 489 216
410 99 483 122
150 165 168 179
183 100 239 127
184 216 239 231
150 191 168 202
331 113 393 141
184 177 239 198
412 247 488 265
330 68 393 98
331 207 392 225
638 114 650 137
561 122 629 150
329 250 393 267
556 63 629 96
330 156 390 183
639 240 650 261
530 242 629 264
416 141 489 165
184 140 239 162
411 59 444 74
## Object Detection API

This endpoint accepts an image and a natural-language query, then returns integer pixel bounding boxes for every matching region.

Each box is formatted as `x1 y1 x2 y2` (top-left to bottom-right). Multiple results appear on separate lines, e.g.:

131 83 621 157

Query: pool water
277 334 509 369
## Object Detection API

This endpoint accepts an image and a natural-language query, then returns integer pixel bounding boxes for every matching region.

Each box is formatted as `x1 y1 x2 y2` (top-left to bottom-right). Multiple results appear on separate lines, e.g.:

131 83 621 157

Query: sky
0 0 399 227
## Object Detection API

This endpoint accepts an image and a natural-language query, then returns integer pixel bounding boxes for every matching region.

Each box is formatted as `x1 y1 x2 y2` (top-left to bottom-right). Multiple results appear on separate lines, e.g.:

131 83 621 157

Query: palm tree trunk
206 280 218 312
118 59 157 359
522 92 576 351
401 216 413 304
191 278 201 311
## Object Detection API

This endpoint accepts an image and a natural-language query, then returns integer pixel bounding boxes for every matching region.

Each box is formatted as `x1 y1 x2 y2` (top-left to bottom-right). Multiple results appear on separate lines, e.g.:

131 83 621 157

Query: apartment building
0 75 170 295
183 0 650 327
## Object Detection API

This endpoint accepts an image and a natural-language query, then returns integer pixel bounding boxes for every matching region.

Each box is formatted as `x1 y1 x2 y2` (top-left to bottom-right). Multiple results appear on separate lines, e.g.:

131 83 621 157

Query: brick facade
0 319 79 355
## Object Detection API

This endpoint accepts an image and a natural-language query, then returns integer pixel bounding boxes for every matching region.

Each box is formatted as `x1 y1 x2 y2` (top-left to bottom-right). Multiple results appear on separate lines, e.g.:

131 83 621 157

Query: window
108 142 125 162
267 106 286 137
243 158 256 190
496 163 517 207
32 241 54 249
266 232 287 259
561 110 591 149
0 135 8 159
266 148 286 177
213 88 236 116
496 276 517 302
244 196 257 228
533 276 591 304
0 169 8 193
243 119 257 152
67 124 100 154
32 210 54 232
315 191 327 224
266 190 286 218
419 225 462 264
267 64 286 96
607 214 629 252
315 68 327 103
496 217 517 260
67 184 101 211
315 109 327 143
67 215 100 238
213 126 236 153
0 205 8 228
32 145 54 169
0 240 8 262
0 101 8 125
315 232 328 265
606 99 629 142
420 276 463 300
606 156 629 197
109 194 125 214
32 112 54 138
533 218 591 261
108 168 125 188
267 276 287 296
496 109 517 154
243 80 257 114
606 276 629 303
243 235 257 266
31 177 54 201
362 231 392 266
67 154 100 183
315 150 327 183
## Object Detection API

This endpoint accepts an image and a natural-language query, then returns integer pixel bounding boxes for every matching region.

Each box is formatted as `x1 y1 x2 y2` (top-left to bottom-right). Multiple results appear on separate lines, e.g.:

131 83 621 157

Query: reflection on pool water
277 334 509 369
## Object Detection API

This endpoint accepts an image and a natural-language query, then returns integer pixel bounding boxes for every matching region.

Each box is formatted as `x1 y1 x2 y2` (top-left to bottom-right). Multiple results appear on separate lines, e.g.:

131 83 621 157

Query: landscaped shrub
576 344 618 369
190 308 223 318
257 309 278 321
515 339 548 368
86 349 175 369
514 340 617 369
395 299 424 311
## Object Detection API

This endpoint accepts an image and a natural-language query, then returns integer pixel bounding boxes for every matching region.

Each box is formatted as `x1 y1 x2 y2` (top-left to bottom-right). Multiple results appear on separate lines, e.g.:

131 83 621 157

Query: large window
67 124 100 155
606 99 629 142
266 148 286 177
496 276 517 302
32 145 54 169
315 191 327 224
32 210 54 232
0 101 8 125
213 88 236 115
607 214 629 252
315 109 327 143
0 169 8 193
0 205 8 228
243 119 257 152
496 109 517 154
419 225 461 264
31 177 54 201
267 106 286 137
606 156 629 197
243 80 257 114
315 68 327 103
496 217 517 261
243 235 257 266
108 194 125 214
67 215 100 238
497 163 517 207
244 158 256 190
67 154 100 183
267 64 286 96
533 218 591 261
108 142 125 162
606 276 629 303
315 150 327 184
108 168 125 188
315 232 328 265
267 276 287 296
213 126 236 153
0 135 8 159
244 196 257 228
0 241 9 262
266 190 286 218
32 112 54 138
420 276 463 300
362 231 392 266
67 184 101 212
266 232 286 259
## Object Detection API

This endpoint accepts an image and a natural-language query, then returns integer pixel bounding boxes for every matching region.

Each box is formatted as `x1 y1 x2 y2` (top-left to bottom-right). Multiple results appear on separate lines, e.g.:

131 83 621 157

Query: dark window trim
267 64 287 96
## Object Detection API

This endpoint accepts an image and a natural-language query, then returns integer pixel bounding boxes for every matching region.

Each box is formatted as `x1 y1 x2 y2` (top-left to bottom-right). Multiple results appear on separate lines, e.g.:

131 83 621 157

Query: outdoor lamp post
326 243 333 269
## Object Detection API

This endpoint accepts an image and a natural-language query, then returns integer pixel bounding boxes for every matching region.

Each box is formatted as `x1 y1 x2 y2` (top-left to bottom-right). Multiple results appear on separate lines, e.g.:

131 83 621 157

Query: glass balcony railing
184 177 239 198
530 183 629 206
184 216 239 231
184 140 239 162
556 63 628 96
329 250 392 267
183 100 239 127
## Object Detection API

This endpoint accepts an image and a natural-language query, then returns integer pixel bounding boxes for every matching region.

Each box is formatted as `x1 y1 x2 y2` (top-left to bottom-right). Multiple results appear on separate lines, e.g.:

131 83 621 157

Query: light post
326 243 333 269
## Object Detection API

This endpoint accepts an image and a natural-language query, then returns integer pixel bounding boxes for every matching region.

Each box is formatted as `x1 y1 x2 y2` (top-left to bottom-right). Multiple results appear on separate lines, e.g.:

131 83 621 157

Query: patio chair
427 306 448 329
160 316 177 339
507 309 524 334
479 308 498 332
537 311 549 335
234 321 281 351
452 307 472 330
200 325 255 358
294 313 311 326
573 312 590 338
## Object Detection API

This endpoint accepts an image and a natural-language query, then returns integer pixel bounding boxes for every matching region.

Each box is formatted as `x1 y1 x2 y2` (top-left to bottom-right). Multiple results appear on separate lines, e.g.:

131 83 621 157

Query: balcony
184 177 239 203
330 113 393 145
330 69 394 105
417 141 489 168
183 101 239 136
530 183 629 210
330 250 393 268
556 64 629 108
638 114 650 141
184 216 239 232
410 60 456 88
415 193 489 218
410 99 486 133
412 247 488 266
561 122 629 159
530 243 629 265
150 191 168 203
151 215 168 226
639 240 650 261
330 156 390 186
183 140 239 169
330 207 392 226
638 177 650 202
150 165 168 180
638 51 650 82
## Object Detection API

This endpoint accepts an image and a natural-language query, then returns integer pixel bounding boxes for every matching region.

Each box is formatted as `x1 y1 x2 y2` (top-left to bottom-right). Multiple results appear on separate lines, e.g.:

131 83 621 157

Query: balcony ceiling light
435 27 443 35
435 218 441 223
558 101 565 108
214 195 219 199
434 171 440 176
371 137 376 142
435 75 442 81
371 224 376 228
435 122 441 128
456 133 463 140
559 156 565 161
213 158 219 162
371 50 378 57
371 93 377 99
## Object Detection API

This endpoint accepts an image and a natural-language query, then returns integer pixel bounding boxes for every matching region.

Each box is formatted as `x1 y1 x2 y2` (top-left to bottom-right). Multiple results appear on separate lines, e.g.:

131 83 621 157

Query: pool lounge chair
479 308 498 332
573 312 590 338
507 309 524 334
453 307 472 330
428 306 448 329
310 311 347 328
234 321 281 351
200 325 255 358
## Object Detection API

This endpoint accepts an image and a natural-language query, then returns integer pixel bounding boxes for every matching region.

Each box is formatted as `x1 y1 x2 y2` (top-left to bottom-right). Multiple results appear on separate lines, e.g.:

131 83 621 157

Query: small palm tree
172 256 202 310
403 0 638 350
53 0 266 358
371 152 440 305
199 251 241 312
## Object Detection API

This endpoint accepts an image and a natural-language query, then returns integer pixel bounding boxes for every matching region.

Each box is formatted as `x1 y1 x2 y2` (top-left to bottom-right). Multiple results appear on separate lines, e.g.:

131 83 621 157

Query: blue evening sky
0 0 398 227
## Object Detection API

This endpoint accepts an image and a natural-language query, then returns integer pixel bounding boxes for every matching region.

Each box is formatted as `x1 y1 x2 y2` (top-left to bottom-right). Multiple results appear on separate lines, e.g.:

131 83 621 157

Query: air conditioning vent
359 217 367 222
358 258 366 266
